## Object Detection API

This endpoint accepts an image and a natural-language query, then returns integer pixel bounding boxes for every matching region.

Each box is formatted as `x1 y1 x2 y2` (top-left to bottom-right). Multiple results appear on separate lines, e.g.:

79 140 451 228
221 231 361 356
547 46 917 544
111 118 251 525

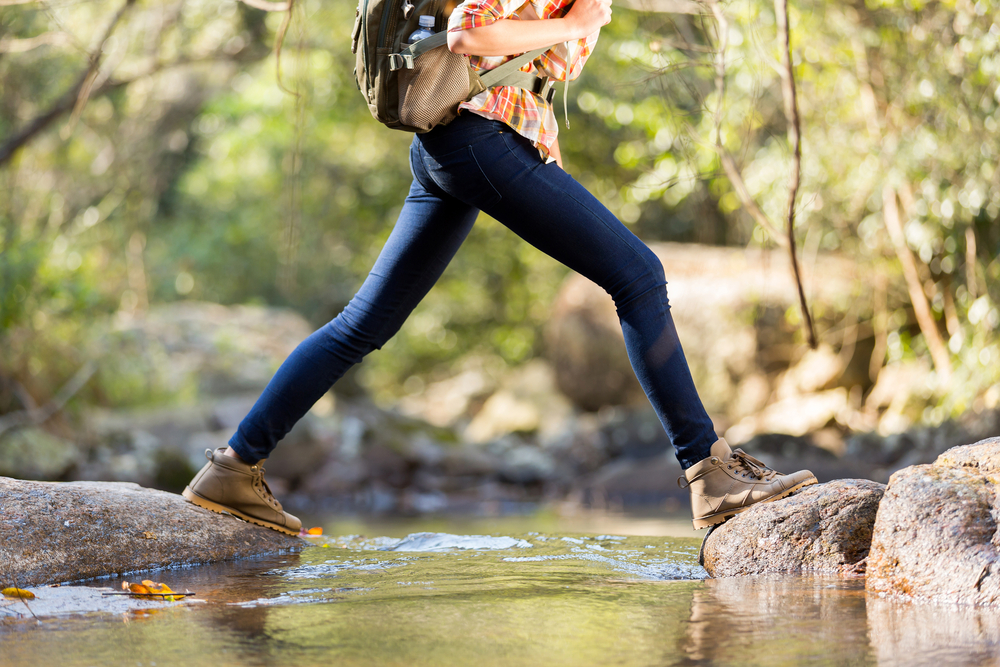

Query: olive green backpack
352 0 557 132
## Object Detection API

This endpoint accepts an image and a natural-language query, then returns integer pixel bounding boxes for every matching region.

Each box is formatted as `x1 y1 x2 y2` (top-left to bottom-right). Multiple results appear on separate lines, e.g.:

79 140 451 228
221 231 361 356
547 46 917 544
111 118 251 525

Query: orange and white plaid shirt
447 0 600 161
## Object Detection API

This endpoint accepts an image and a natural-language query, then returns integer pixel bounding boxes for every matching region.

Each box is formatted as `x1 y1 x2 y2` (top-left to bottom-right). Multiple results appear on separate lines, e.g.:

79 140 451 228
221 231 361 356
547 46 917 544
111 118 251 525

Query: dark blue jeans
230 113 717 469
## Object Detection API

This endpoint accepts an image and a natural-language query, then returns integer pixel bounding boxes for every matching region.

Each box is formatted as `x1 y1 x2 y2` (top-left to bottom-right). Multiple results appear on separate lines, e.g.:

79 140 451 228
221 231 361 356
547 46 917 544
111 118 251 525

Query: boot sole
692 476 818 530
182 487 301 537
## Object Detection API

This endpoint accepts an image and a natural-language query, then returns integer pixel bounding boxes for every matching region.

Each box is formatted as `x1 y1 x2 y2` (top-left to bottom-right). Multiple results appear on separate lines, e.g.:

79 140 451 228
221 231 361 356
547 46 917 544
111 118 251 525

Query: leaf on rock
2 587 35 599
122 580 180 601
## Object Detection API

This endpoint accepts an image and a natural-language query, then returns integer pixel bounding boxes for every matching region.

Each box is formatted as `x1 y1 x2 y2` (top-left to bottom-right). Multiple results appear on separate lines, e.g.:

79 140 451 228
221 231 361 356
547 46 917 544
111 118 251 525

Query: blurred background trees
1 0 998 434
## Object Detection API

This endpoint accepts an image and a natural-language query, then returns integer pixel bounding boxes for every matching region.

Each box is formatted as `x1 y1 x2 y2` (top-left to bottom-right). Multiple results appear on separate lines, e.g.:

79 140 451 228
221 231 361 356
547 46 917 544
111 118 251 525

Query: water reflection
4 515 1000 666
678 576 871 665
867 595 1000 666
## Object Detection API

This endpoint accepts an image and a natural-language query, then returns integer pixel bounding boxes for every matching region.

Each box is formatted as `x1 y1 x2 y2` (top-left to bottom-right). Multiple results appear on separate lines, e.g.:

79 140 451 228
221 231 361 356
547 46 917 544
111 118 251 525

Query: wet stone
866 437 1000 605
0 476 303 587
701 479 885 577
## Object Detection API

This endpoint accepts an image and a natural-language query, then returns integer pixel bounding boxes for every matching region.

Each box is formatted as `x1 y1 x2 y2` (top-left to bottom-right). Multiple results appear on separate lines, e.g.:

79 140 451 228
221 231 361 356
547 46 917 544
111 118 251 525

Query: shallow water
4 512 1000 666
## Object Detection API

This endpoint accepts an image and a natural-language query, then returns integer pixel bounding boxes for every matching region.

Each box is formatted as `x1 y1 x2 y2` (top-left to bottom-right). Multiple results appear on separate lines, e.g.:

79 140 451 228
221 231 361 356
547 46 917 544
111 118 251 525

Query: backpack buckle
388 53 414 71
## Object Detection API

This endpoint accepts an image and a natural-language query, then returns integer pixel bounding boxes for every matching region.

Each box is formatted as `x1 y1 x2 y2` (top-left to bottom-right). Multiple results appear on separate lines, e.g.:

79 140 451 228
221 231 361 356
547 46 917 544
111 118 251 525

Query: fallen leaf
142 531 157 540
124 581 152 597
308 527 323 535
2 587 36 600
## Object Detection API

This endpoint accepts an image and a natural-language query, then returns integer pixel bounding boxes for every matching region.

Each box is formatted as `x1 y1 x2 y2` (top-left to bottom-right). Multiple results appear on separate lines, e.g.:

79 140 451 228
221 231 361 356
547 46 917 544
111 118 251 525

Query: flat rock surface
0 477 303 587
866 437 1000 605
702 479 885 577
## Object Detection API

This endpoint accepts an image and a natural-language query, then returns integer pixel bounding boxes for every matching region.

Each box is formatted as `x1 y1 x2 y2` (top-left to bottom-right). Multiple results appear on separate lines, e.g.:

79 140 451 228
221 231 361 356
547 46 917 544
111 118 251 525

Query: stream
3 511 1000 666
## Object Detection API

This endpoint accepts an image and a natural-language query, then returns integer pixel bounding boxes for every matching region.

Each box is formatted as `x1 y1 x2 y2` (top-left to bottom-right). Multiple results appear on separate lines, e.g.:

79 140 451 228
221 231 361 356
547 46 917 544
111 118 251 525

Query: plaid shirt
447 0 599 161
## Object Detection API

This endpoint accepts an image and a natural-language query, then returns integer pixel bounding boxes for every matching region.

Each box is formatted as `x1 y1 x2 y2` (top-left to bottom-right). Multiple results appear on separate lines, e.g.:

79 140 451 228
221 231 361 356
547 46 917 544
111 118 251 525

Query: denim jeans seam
466 145 503 205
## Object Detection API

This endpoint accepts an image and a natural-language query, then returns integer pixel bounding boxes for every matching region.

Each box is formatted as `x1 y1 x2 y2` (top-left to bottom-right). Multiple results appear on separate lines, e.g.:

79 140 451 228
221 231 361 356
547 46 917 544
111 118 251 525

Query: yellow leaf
2 587 35 600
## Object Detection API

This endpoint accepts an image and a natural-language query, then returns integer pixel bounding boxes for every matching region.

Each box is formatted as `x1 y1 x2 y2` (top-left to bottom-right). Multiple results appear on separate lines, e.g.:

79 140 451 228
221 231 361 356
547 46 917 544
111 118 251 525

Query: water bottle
408 15 435 43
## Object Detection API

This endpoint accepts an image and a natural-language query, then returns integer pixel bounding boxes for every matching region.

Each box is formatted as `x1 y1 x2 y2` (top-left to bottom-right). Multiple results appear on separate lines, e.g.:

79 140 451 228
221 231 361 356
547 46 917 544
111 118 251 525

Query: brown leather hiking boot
183 448 302 537
679 438 817 529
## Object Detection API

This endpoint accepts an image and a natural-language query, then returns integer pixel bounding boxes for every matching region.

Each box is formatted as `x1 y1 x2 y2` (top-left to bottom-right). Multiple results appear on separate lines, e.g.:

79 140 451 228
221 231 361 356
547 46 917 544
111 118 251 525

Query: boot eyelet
711 457 719 464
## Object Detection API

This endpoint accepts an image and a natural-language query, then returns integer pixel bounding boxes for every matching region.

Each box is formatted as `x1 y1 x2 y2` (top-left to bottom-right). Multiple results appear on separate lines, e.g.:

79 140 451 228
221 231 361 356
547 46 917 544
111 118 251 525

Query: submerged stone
701 479 885 577
866 437 1000 605
0 476 302 587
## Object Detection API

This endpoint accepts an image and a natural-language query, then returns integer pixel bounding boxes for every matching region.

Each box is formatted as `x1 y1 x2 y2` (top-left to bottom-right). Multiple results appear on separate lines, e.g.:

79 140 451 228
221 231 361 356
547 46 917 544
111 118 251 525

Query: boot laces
250 466 281 510
728 449 776 480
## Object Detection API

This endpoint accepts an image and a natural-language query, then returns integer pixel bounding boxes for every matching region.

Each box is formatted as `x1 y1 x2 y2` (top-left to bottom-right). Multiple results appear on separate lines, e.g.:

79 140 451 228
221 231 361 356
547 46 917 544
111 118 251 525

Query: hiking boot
679 438 817 529
182 448 302 537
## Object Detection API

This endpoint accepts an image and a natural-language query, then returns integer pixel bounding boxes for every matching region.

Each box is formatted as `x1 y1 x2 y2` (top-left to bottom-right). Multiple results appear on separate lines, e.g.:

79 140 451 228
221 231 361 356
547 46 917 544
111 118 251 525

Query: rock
866 437 1000 605
725 389 850 444
0 427 80 480
90 302 313 406
577 455 687 507
498 444 556 485
397 368 496 428
702 479 885 577
544 243 861 415
773 344 845 399
302 456 369 495
0 476 302 587
463 360 573 444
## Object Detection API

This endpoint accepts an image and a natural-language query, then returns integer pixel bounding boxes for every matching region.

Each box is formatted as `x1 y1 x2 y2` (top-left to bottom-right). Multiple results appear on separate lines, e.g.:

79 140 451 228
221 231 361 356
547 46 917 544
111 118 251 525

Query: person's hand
564 0 612 39
549 137 564 169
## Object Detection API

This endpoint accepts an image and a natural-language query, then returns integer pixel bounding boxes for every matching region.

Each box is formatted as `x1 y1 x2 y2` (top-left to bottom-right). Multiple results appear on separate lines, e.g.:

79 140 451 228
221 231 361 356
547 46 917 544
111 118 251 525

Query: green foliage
1 0 998 419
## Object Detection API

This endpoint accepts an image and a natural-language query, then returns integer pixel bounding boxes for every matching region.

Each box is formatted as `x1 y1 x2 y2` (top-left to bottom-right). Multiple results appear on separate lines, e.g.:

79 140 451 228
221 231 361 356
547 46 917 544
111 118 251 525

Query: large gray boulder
544 243 860 415
866 437 1000 605
702 479 885 577
0 477 302 587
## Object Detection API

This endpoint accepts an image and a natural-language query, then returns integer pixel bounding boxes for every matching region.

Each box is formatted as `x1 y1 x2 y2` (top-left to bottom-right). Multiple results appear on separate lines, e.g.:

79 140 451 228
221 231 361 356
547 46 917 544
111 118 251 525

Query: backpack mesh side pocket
397 46 485 132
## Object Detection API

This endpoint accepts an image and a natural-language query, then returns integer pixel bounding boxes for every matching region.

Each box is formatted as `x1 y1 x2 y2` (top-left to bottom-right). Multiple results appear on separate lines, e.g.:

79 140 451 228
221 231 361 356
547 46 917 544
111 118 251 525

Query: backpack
351 0 556 133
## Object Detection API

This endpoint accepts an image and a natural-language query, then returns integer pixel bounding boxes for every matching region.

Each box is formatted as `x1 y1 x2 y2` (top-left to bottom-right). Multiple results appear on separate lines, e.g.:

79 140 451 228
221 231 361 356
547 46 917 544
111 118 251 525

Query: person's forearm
447 18 580 56
449 0 610 56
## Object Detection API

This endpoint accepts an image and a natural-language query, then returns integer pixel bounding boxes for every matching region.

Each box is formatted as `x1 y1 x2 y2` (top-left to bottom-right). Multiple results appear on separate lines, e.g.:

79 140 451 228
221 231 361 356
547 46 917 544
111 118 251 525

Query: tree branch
0 361 97 440
0 0 136 168
774 0 816 348
699 0 791 248
0 31 70 53
716 149 789 247
882 185 952 382
0 47 258 170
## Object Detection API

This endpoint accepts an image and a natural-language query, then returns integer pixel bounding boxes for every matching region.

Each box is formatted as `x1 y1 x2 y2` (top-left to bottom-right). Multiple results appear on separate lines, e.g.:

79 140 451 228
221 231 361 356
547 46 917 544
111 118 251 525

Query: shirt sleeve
534 30 598 81
448 0 523 31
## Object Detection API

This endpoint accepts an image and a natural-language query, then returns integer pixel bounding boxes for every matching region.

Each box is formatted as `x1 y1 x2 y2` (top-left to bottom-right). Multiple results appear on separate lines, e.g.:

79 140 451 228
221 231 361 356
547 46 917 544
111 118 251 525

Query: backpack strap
477 45 549 87
390 34 557 101
389 32 449 71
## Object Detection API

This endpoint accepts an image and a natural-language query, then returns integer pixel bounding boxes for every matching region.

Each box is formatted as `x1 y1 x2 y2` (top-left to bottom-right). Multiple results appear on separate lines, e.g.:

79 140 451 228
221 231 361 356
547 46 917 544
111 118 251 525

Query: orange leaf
142 581 174 594
124 582 152 597
307 527 323 536
2 587 35 600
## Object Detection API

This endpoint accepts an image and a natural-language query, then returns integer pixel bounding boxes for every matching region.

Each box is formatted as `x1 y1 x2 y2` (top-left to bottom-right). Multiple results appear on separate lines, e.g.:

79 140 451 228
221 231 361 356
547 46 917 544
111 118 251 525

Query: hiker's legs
416 115 717 469
229 145 480 463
